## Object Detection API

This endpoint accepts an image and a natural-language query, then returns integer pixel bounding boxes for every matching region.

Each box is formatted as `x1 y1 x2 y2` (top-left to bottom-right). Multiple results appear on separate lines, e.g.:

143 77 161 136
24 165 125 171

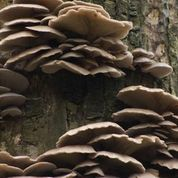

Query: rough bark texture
0 0 178 158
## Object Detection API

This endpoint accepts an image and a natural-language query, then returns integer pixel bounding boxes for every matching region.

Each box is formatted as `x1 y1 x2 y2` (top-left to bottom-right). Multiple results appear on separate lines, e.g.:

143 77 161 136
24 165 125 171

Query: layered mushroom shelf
0 68 28 121
0 0 173 78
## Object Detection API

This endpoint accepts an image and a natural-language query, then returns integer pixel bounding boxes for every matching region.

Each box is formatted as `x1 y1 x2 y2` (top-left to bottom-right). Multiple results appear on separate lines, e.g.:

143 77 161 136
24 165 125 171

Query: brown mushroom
84 167 105 177
1 107 22 117
0 86 10 94
132 48 155 59
56 122 125 147
0 4 49 22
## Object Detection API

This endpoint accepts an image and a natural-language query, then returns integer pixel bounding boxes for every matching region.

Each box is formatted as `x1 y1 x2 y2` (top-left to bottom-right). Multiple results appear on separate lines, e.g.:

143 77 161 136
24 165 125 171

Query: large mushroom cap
0 4 49 22
92 151 145 176
49 7 133 41
0 68 29 93
56 122 125 147
0 93 26 107
13 0 63 12
37 145 96 168
117 85 178 114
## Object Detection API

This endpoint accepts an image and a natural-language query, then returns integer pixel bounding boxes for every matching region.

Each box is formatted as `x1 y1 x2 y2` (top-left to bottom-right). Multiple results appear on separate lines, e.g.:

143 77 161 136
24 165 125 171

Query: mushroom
84 167 105 177
37 145 96 168
24 162 57 176
0 86 10 94
132 48 155 59
53 168 77 176
117 85 178 114
49 8 132 41
1 107 22 117
56 122 125 147
0 68 29 93
0 4 49 22
92 151 145 177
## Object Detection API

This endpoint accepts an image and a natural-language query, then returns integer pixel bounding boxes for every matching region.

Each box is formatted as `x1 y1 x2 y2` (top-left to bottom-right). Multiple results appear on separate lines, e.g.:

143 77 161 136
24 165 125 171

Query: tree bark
0 0 178 158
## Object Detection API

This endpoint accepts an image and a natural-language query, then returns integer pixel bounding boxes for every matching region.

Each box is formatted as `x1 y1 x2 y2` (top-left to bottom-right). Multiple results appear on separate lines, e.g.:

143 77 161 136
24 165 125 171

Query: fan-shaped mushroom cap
49 8 132 41
93 37 128 53
0 93 26 107
0 151 36 169
73 160 99 172
4 45 51 69
25 48 63 72
13 0 63 12
0 31 37 51
89 134 166 155
41 60 90 75
84 167 105 177
56 122 125 147
142 62 173 78
53 168 75 176
72 44 116 60
37 145 96 168
112 108 164 125
24 162 57 176
58 43 74 51
132 48 155 59
159 120 177 128
168 143 178 153
26 25 67 42
152 159 178 170
4 18 40 27
0 86 10 94
1 107 22 117
60 52 84 60
0 4 49 22
117 85 178 114
126 123 160 137
0 164 23 177
0 68 29 93
91 65 125 78
65 38 89 45
92 151 145 176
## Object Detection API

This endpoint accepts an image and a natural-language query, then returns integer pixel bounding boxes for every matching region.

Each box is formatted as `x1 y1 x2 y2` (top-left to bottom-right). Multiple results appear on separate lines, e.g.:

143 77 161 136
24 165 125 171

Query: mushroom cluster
0 121 166 177
132 48 173 78
0 0 133 78
112 85 178 177
0 68 28 121
0 0 172 79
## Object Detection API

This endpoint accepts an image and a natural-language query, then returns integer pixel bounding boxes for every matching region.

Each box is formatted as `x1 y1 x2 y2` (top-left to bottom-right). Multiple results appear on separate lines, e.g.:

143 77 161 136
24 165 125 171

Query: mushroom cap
0 86 10 94
117 85 178 114
0 93 26 107
152 159 178 170
89 134 166 155
4 18 40 27
4 45 51 69
53 168 74 176
41 60 90 75
49 8 132 41
41 15 57 25
1 106 22 117
92 151 145 176
0 151 36 169
24 48 63 72
0 68 29 93
37 145 96 168
72 44 116 60
133 57 155 67
0 31 37 51
112 108 164 127
56 122 125 147
24 162 57 176
58 43 74 51
13 0 63 12
132 48 155 59
59 52 84 60
0 27 19 40
142 62 173 78
26 25 67 42
84 167 105 177
0 164 23 177
90 65 125 78
0 4 49 22
65 38 89 45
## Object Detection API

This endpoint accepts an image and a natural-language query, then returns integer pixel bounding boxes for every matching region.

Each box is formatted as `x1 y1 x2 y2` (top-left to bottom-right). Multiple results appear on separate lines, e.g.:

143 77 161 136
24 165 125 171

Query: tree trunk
0 0 178 158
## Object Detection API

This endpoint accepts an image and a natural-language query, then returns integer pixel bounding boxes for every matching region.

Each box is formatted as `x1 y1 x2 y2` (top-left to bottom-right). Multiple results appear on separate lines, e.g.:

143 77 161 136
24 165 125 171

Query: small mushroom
0 4 49 22
1 107 22 117
132 48 155 59
24 162 57 176
56 122 125 147
0 27 19 40
84 167 105 177
0 86 10 94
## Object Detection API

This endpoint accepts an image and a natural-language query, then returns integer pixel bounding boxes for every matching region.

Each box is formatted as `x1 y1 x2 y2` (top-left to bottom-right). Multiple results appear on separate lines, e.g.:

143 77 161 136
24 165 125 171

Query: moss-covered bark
0 0 177 157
